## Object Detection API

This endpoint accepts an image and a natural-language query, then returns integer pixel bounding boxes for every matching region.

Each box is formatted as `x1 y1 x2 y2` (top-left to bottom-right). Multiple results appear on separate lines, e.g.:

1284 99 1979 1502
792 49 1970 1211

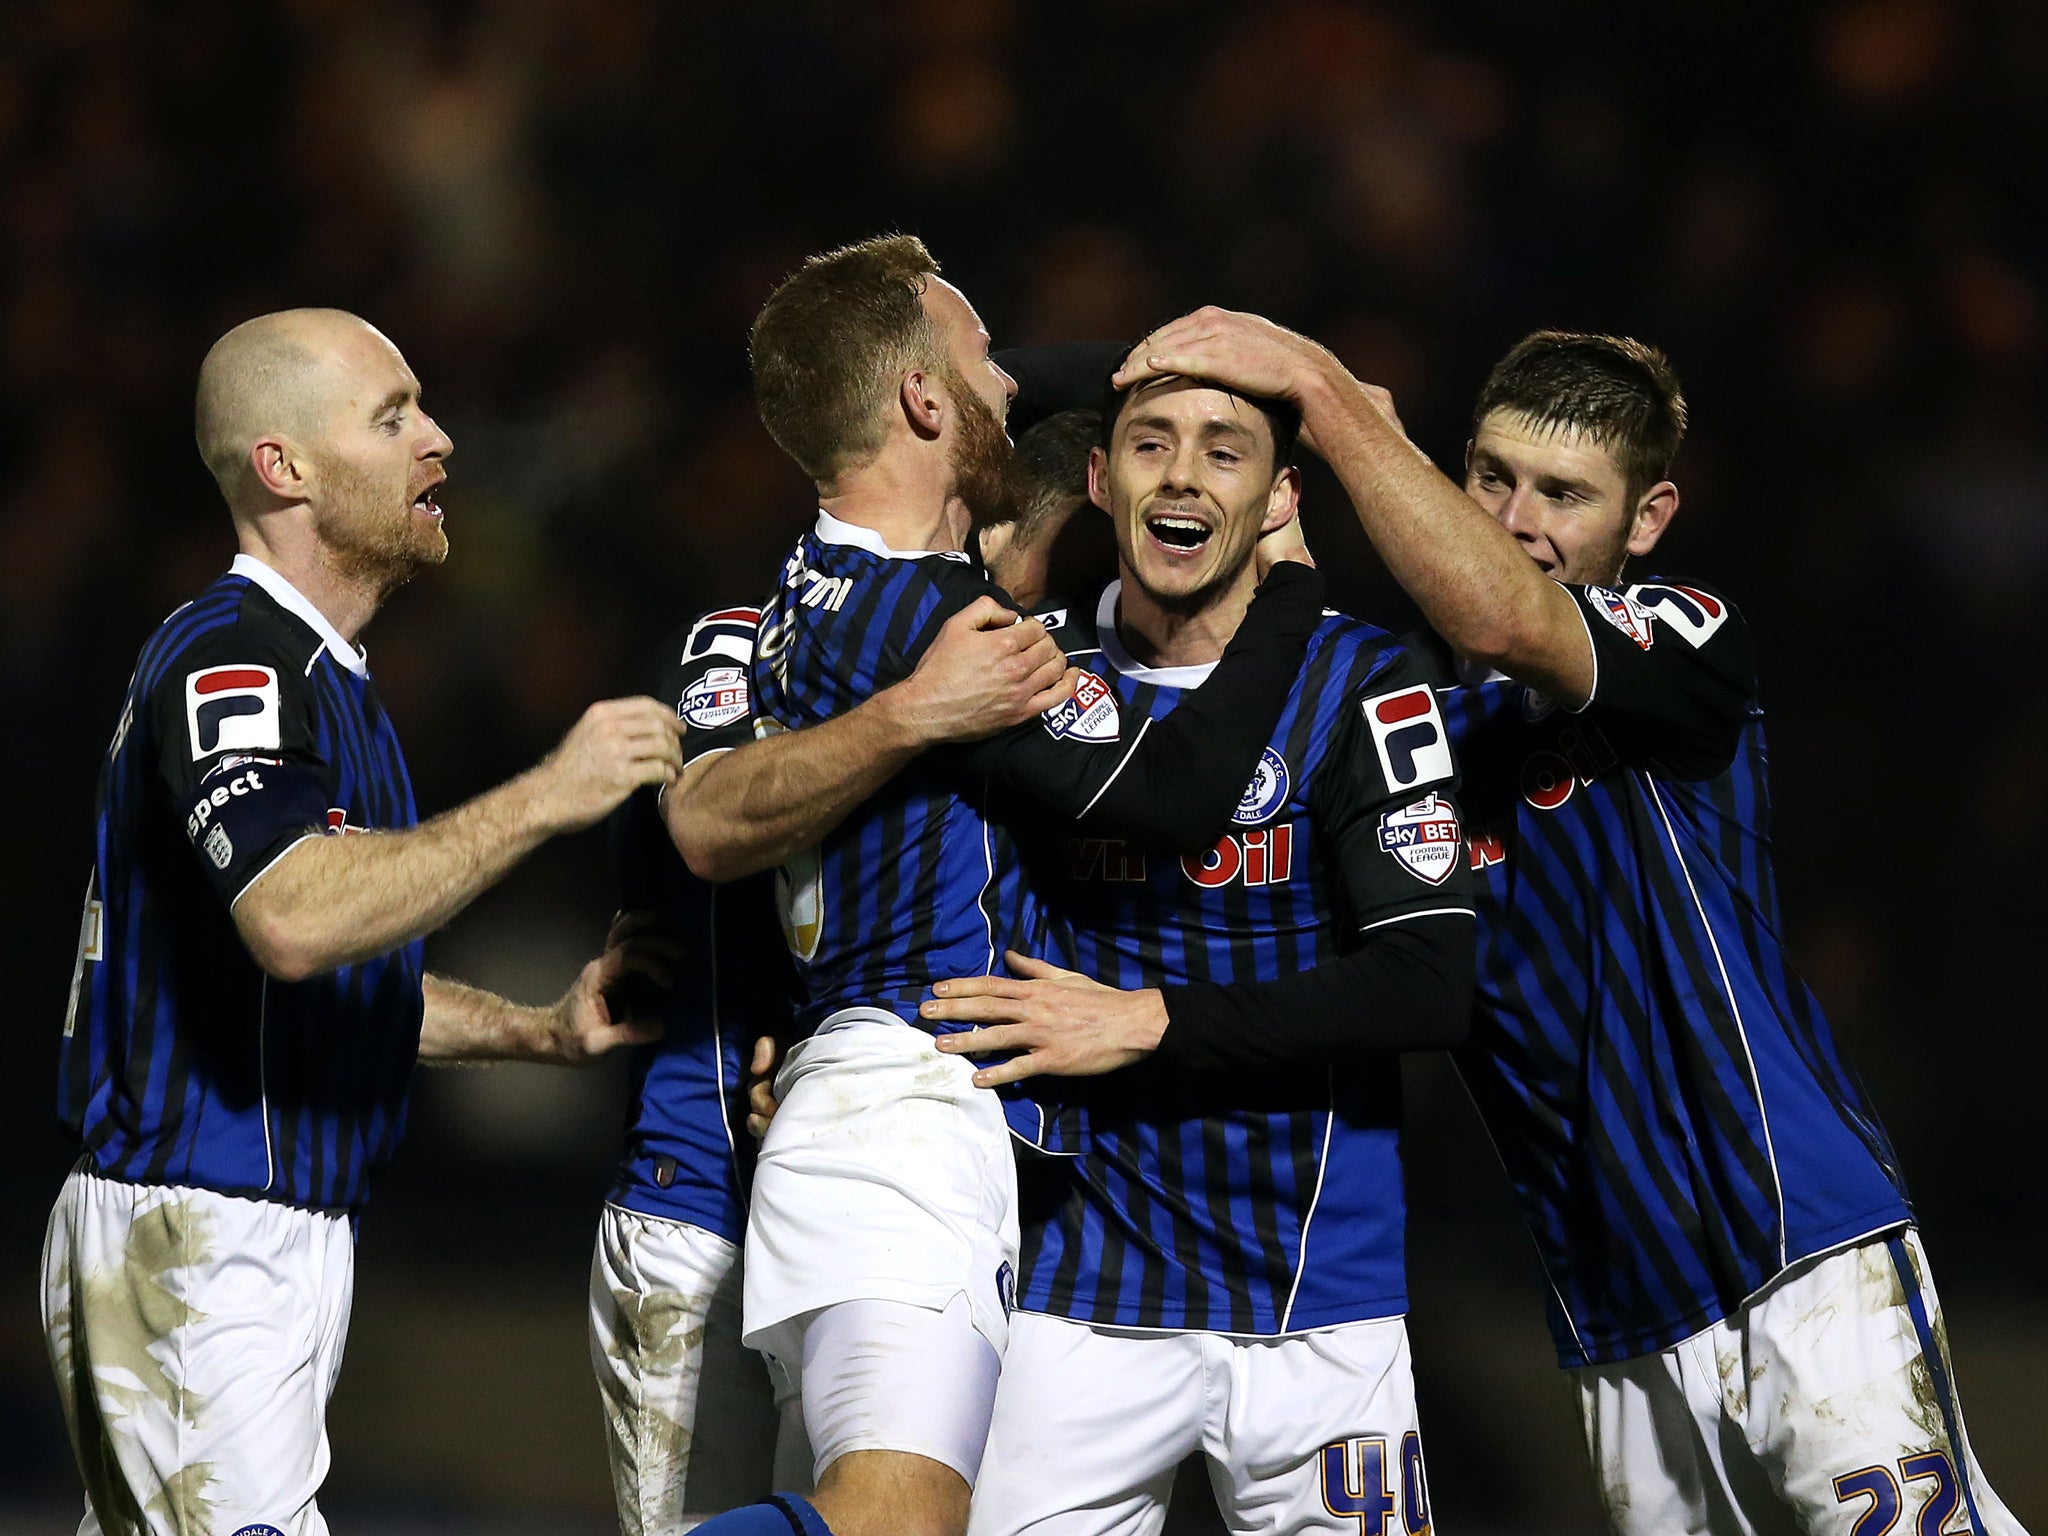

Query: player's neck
817 453 968 555
1113 565 1258 669
233 529 382 644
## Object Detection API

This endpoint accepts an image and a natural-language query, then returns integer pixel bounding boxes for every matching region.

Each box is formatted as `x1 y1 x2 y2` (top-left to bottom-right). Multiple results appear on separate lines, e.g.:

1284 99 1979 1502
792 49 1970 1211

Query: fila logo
1362 684 1452 792
682 606 760 667
326 808 367 836
1625 583 1728 648
1182 825 1293 888
185 666 281 760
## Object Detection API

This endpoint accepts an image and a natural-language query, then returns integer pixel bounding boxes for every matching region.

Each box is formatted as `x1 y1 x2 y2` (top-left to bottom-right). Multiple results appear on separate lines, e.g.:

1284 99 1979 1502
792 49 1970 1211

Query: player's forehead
1472 409 1624 488
921 277 989 350
1116 377 1272 448
319 321 420 416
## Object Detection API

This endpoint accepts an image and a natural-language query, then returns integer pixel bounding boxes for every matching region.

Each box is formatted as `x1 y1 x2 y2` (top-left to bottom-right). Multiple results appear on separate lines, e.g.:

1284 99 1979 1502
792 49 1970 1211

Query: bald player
47 308 684 1536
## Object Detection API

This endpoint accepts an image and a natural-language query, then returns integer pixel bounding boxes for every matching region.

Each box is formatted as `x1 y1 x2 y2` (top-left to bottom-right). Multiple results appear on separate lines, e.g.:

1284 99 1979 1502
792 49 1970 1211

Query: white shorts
757 1293 1002 1488
590 1205 807 1531
743 1013 1020 1483
744 1013 1020 1352
1575 1228 2029 1536
42 1164 353 1536
969 1310 1429 1536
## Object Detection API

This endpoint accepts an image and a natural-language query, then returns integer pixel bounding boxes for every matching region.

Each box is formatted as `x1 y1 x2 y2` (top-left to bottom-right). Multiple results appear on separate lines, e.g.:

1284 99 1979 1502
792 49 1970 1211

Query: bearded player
48 310 691 1536
661 237 1326 1536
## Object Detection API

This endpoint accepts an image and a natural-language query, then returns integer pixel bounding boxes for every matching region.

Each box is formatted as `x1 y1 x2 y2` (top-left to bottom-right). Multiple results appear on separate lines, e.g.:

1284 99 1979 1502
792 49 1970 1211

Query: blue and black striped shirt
1442 578 1911 1367
60 556 422 1212
1018 584 1473 1333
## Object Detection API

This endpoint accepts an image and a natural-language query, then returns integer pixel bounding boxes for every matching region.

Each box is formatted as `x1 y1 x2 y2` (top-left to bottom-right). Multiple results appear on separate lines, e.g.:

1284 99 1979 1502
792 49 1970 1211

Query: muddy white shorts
1575 1227 2028 1536
968 1310 1430 1536
590 1204 810 1532
743 1012 1020 1483
41 1163 353 1536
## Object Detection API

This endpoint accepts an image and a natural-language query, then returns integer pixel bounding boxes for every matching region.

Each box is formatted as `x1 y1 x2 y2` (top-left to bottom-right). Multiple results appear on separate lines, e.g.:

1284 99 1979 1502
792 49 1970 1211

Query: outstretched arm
1117 310 1595 704
665 596 1076 882
922 921 1472 1084
233 698 686 981
419 923 669 1064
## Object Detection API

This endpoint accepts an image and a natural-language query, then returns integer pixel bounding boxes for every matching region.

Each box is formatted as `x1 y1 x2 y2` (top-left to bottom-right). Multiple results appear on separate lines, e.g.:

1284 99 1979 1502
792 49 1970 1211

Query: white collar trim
812 509 964 562
1094 581 1218 688
230 555 367 676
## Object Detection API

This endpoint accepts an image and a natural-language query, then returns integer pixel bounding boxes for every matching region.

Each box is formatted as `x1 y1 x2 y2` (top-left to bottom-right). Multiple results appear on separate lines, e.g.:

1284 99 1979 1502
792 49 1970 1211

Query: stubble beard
313 452 448 600
1123 491 1256 619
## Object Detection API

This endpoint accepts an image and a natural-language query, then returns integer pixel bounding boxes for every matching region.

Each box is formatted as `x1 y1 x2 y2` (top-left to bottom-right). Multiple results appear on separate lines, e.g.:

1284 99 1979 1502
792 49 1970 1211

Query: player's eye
1208 449 1240 467
380 414 404 433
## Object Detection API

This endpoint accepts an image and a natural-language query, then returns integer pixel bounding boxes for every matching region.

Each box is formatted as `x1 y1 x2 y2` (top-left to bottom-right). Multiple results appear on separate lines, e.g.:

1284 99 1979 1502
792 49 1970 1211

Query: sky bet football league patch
1378 792 1463 884
1042 669 1121 743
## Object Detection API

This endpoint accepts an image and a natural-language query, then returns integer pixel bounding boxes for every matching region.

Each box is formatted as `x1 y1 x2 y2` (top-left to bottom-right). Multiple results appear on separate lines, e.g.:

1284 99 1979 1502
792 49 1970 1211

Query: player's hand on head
536 696 689 832
925 950 1168 1086
745 1034 783 1138
1112 307 1340 403
890 597 1076 746
551 930 675 1064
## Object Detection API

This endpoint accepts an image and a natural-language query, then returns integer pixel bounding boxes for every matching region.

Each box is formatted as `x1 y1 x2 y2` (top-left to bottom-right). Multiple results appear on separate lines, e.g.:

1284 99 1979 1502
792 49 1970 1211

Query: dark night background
1 2 2042 1530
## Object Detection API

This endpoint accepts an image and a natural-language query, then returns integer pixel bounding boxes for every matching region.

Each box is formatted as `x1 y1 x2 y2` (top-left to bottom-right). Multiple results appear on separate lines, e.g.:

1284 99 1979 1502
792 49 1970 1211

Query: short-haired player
667 237 1328 1536
48 308 689 1536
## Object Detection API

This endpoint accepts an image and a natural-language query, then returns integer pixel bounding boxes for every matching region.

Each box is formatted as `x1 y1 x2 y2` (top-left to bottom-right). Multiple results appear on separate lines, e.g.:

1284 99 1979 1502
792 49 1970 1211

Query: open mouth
412 483 443 519
1144 508 1213 556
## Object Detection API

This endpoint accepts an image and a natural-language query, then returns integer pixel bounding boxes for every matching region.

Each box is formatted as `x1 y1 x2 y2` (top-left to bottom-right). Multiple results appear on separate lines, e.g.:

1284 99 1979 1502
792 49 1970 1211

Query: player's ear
1260 464 1302 534
1087 445 1112 514
900 369 943 440
248 434 310 503
1626 480 1680 558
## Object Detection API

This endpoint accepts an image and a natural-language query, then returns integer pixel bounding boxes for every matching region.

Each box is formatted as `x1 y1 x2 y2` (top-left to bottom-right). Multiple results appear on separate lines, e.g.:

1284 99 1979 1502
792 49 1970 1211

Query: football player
918 365 1476 1536
667 237 1326 1536
48 308 684 1536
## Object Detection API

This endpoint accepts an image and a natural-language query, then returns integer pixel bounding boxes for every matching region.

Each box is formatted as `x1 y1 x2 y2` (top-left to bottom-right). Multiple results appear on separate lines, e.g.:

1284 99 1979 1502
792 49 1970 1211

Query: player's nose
419 410 454 461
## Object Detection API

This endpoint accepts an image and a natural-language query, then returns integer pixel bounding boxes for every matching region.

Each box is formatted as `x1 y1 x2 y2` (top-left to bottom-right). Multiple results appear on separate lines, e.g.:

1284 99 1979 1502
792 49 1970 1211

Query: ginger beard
311 448 448 596
941 360 1016 529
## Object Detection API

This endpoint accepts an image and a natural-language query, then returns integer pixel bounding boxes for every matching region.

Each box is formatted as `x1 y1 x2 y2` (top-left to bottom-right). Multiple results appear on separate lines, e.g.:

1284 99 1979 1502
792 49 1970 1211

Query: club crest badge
680 666 751 730
1587 586 1657 650
1233 748 1291 826
1042 670 1120 743
1377 792 1463 885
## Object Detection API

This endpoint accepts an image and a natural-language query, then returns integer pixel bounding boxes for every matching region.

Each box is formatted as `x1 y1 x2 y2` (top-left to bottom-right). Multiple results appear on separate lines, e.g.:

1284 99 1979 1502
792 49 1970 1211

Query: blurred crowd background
2 1 2043 1530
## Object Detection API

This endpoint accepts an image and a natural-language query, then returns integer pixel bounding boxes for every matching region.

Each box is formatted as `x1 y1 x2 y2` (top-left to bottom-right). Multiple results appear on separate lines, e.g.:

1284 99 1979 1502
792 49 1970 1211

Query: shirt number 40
1834 1451 1968 1536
